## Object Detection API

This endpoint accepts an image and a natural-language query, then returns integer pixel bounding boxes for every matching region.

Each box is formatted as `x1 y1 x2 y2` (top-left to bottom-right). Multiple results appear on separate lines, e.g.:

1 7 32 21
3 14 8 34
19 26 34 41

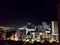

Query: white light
22 39 26 41
39 33 42 35
57 41 59 43
14 37 19 41
52 21 54 35
19 28 25 30
26 39 29 42
45 31 50 33
37 39 40 42
31 39 34 42
31 33 35 35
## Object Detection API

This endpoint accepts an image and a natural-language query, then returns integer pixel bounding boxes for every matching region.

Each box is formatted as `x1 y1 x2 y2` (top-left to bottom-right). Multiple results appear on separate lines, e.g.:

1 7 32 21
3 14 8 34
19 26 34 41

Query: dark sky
0 0 59 27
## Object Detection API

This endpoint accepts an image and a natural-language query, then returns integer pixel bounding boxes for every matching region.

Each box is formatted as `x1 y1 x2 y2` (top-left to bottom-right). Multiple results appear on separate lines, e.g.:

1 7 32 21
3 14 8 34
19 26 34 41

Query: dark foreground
0 40 59 45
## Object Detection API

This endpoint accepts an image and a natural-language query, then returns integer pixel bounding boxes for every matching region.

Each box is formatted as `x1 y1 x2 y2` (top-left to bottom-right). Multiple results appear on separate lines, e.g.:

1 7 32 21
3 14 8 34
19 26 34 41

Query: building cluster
0 21 59 43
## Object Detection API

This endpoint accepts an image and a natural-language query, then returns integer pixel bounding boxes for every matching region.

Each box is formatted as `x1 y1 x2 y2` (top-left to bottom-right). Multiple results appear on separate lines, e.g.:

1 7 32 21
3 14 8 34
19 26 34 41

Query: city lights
0 21 59 45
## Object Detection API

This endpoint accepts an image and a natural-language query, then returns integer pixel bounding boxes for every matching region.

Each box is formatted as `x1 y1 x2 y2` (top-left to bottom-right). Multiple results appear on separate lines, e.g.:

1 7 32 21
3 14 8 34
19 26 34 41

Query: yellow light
8 34 15 40
49 40 53 43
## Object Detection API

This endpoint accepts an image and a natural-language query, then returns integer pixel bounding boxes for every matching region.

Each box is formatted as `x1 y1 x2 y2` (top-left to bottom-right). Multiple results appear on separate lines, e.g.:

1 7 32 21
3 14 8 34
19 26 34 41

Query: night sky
0 0 59 27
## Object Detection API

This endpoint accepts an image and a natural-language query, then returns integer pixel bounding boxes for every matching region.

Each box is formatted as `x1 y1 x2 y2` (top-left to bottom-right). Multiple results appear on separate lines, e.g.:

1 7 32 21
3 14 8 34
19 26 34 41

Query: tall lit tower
51 21 58 35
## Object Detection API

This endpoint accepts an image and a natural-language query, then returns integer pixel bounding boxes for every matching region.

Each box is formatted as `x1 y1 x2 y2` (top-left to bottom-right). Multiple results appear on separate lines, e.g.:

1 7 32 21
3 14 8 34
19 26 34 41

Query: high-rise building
52 21 58 35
